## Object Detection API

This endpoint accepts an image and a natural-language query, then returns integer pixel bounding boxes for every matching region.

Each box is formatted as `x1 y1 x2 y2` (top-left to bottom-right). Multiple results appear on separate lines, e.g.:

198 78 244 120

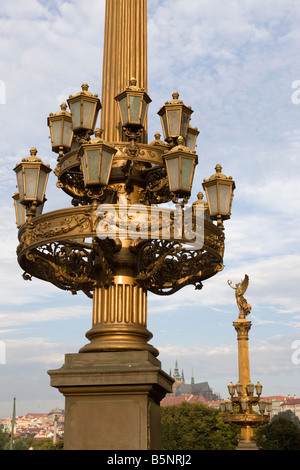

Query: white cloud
150 252 300 319
159 332 300 398
5 337 66 368
1 0 47 20
0 0 105 162
0 304 90 328
0 258 60 306
148 0 300 152
5 337 65 365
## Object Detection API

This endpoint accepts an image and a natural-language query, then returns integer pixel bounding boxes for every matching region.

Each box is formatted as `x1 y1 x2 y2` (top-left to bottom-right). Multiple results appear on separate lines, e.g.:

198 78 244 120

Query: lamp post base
79 324 159 357
236 427 258 451
236 439 259 451
48 350 173 450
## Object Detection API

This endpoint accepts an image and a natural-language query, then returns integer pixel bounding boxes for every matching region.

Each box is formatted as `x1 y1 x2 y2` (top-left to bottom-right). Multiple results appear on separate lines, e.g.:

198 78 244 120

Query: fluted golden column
234 318 254 446
234 319 252 395
101 0 148 142
80 273 158 356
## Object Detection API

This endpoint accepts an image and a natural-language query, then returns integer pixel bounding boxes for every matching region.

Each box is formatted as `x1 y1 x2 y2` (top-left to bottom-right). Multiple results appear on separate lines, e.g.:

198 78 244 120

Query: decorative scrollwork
205 231 225 252
16 200 226 299
56 170 87 202
139 166 172 205
30 215 89 244
23 242 95 297
19 238 117 298
135 239 222 296
122 139 145 159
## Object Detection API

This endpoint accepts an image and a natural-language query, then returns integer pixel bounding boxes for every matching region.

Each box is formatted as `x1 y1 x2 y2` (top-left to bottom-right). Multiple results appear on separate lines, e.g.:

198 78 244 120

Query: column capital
233 319 252 340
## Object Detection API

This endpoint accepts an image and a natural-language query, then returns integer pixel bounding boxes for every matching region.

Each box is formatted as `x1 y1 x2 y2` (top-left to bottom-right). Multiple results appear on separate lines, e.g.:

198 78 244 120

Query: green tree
24 437 63 450
256 416 300 450
4 438 29 450
161 402 238 450
0 429 10 450
273 410 300 428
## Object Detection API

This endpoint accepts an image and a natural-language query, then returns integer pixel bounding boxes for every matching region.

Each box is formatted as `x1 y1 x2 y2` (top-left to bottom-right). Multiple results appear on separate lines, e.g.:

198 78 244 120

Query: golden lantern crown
246 382 255 397
12 193 27 228
78 128 117 187
255 381 263 397
149 132 167 147
163 135 198 196
14 147 51 206
259 400 266 414
158 91 193 145
228 382 236 397
47 102 74 154
186 126 200 151
115 77 152 133
202 164 236 221
67 83 101 135
235 382 243 396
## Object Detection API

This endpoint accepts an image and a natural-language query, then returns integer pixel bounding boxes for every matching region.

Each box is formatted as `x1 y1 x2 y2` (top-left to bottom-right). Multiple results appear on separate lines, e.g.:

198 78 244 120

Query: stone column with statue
221 275 272 450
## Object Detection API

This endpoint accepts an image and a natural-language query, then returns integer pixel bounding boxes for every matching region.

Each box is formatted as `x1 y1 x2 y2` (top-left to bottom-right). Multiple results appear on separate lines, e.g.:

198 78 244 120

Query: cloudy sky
0 0 300 417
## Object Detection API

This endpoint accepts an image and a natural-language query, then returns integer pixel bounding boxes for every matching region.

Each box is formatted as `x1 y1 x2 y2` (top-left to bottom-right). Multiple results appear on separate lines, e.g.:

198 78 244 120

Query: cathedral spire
173 360 181 380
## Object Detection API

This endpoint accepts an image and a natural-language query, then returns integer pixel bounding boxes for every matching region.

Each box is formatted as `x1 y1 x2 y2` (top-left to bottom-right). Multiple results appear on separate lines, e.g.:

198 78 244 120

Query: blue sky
0 0 300 417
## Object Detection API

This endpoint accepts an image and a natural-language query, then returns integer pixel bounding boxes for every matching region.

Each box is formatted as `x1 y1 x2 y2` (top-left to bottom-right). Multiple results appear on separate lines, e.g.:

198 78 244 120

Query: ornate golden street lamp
79 129 117 189
158 91 193 146
163 136 198 199
12 193 26 228
47 103 74 158
13 192 46 228
12 0 237 450
67 82 101 140
221 275 272 450
186 126 200 151
14 147 51 211
202 164 236 229
115 77 152 139
115 78 152 159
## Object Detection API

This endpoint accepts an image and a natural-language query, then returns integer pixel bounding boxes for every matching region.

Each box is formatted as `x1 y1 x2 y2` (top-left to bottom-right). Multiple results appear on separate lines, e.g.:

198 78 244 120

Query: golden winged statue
228 274 252 319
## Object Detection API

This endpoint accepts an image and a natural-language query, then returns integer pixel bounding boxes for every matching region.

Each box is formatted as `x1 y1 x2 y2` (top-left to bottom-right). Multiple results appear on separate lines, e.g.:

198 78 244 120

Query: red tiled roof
24 413 48 419
161 396 188 406
206 400 223 406
281 398 300 405
161 395 299 408
161 394 208 407
262 396 289 401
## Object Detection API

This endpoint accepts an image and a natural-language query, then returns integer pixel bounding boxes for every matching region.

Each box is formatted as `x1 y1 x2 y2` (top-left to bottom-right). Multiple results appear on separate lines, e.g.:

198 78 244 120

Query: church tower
170 360 185 396
165 361 219 401
173 360 182 381
191 369 195 386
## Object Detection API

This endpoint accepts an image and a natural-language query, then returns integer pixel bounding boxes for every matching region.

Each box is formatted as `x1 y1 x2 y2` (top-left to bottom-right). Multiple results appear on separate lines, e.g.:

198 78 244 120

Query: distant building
0 407 64 440
280 397 300 419
161 394 208 407
162 377 300 421
163 360 220 403
48 407 64 424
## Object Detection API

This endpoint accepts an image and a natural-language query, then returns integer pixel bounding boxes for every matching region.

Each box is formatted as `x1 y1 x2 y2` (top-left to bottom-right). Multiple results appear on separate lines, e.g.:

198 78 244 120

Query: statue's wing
240 275 249 295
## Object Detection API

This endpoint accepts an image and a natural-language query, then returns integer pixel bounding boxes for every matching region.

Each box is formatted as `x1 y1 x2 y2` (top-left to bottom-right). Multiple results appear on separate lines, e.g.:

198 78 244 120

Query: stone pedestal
48 351 173 450
236 439 259 451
